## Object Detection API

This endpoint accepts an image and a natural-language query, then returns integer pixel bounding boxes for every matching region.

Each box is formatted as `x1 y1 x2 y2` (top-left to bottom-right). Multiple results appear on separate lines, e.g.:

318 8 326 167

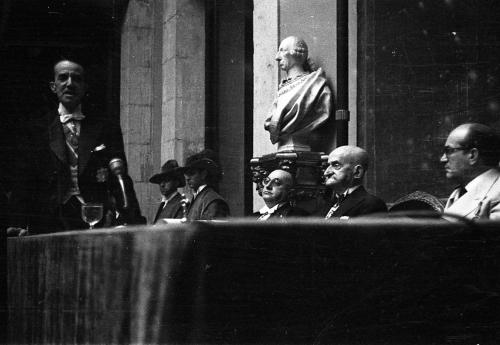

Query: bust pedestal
277 134 311 152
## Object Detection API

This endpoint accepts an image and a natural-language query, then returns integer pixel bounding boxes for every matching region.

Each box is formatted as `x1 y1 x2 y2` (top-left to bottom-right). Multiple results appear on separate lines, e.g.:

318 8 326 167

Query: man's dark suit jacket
254 202 309 220
320 186 387 219
153 192 184 223
9 109 144 233
186 187 229 220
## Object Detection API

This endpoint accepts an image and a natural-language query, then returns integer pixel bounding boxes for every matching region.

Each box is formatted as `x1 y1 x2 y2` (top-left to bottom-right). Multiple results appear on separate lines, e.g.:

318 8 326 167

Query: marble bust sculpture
264 36 333 152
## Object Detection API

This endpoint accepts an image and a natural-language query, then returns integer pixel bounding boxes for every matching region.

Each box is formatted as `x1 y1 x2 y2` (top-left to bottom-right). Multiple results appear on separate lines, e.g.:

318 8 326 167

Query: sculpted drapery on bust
264 36 333 151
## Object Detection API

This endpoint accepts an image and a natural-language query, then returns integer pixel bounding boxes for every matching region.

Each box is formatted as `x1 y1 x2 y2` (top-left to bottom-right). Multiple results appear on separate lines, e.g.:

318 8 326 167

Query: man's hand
6 227 29 237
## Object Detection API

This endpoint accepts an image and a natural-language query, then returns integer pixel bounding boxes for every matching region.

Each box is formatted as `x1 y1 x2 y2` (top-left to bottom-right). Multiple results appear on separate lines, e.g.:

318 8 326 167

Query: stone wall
121 0 206 221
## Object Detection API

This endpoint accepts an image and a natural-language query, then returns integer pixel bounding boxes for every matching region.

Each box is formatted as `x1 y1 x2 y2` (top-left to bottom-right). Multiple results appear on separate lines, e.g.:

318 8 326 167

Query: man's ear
468 148 479 165
353 165 364 179
49 81 56 94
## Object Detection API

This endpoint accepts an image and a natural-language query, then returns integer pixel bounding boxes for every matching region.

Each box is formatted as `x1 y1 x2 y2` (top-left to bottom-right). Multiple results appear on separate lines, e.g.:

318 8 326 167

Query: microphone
108 158 130 209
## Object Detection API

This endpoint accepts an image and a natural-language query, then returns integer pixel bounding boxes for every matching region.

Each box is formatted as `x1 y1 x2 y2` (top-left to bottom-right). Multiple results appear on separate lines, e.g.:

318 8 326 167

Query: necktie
446 185 466 209
61 119 82 203
325 194 347 219
63 120 80 160
457 186 466 198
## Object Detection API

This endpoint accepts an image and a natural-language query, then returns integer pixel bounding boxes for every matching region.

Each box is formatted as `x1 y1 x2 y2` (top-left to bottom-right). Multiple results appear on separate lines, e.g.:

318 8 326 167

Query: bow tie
60 113 85 124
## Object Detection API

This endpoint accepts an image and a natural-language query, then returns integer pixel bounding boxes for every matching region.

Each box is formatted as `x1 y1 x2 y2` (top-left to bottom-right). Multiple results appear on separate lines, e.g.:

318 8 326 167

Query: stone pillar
253 0 279 212
121 0 206 222
161 0 206 163
121 0 160 222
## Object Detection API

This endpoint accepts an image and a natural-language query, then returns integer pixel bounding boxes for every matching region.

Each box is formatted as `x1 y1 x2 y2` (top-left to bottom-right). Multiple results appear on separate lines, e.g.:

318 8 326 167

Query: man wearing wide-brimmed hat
179 149 230 220
149 159 186 223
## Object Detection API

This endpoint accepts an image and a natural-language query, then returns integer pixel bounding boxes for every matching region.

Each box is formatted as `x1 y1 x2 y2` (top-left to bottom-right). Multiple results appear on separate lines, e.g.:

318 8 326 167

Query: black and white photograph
2 0 500 344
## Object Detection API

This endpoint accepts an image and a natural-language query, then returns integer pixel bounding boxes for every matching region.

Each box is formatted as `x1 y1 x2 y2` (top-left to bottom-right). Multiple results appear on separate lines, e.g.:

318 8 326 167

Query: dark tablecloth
7 219 500 344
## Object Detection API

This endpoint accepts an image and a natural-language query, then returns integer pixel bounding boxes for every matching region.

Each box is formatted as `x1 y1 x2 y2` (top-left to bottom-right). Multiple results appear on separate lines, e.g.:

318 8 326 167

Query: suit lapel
447 192 480 218
332 186 366 217
78 120 102 174
447 171 500 218
271 203 291 218
187 188 207 216
156 193 183 221
48 112 67 164
153 202 166 223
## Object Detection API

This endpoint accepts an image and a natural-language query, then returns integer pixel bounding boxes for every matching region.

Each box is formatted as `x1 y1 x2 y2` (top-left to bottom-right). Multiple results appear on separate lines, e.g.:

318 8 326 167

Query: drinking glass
81 203 104 229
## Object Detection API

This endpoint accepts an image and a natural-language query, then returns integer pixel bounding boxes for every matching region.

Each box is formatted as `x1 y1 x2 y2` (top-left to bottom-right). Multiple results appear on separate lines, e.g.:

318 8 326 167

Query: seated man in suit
256 169 309 221
7 58 145 235
149 160 186 223
440 123 500 220
180 149 230 220
320 145 387 219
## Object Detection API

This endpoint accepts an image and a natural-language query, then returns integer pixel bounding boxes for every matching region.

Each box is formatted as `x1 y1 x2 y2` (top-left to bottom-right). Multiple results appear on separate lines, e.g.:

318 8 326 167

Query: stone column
253 0 279 212
161 0 206 163
121 0 160 222
121 0 206 221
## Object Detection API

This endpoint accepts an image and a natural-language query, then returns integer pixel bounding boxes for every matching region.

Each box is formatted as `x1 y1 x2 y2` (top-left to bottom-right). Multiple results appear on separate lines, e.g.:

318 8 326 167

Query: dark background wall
0 0 123 193
206 0 254 216
358 0 500 203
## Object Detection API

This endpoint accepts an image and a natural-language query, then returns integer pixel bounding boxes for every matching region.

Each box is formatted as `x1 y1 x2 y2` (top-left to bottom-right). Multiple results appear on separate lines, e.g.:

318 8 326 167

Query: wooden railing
7 218 500 344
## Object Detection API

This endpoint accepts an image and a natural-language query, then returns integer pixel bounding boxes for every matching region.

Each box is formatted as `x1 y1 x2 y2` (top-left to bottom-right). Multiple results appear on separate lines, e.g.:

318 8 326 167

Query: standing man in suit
180 149 230 220
149 160 186 223
321 145 387 219
256 169 308 220
440 123 500 220
8 59 144 235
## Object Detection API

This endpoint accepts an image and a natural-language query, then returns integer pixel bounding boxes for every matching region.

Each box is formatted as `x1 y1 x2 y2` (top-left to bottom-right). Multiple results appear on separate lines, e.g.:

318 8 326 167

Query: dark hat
179 149 222 179
149 160 186 187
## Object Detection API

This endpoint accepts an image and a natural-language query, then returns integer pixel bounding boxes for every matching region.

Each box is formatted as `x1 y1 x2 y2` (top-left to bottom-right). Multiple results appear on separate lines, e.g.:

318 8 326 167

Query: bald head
450 123 500 167
324 145 369 193
441 123 500 184
331 145 369 169
261 169 294 207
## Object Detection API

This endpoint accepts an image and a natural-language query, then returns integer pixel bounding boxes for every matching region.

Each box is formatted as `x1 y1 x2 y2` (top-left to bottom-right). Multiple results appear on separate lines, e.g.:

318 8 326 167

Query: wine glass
81 203 104 229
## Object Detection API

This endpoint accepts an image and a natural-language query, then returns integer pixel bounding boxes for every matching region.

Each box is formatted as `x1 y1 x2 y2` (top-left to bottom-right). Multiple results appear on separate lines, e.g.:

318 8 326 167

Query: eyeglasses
262 177 283 188
442 146 468 156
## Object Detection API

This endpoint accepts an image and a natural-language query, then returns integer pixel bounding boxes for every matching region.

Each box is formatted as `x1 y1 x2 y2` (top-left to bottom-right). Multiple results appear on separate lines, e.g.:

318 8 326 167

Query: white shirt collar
335 185 361 199
259 202 286 215
161 191 179 204
193 184 208 198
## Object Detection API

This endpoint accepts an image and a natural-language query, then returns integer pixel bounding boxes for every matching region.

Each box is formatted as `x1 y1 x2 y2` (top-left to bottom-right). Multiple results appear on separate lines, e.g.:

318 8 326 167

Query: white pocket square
93 144 106 152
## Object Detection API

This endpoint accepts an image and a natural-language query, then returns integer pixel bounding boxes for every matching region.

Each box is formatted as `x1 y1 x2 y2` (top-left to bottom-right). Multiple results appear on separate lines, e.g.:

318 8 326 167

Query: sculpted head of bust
275 36 308 77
